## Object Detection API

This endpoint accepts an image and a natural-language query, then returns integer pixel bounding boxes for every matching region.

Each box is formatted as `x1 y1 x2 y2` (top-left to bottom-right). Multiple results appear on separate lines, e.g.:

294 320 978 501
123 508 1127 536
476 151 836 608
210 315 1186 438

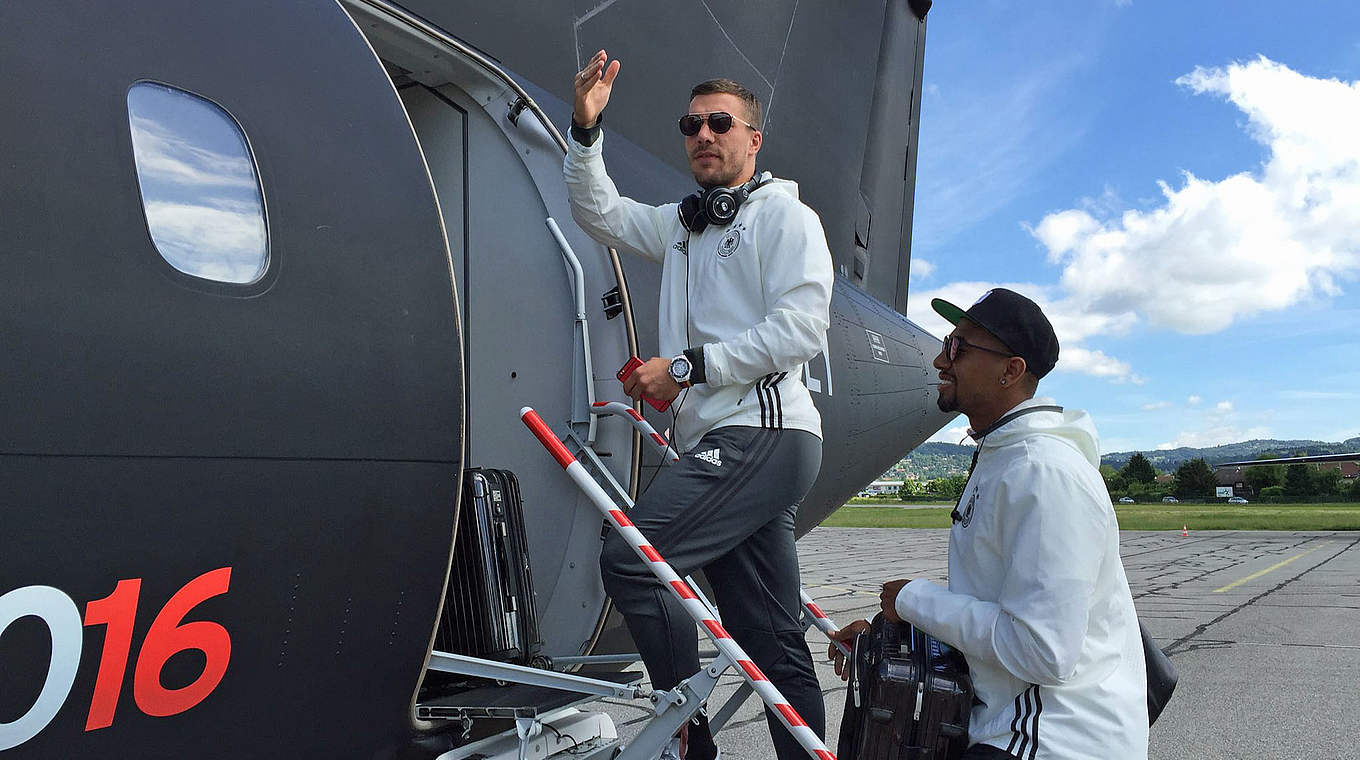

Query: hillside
883 441 975 480
1100 436 1360 472
884 436 1360 480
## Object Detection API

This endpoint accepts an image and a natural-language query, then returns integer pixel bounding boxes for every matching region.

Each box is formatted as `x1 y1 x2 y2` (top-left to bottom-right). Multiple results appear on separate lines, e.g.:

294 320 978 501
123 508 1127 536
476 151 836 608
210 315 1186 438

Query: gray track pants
600 426 825 760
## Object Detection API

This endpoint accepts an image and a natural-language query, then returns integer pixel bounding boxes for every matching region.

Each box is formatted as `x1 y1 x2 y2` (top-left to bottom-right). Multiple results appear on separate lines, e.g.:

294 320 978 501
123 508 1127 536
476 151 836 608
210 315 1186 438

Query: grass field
823 502 1360 530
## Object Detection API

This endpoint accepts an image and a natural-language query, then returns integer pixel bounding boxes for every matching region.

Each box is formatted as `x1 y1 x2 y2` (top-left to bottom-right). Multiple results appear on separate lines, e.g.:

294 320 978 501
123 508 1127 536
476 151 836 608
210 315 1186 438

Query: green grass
823 502 1360 530
823 506 956 528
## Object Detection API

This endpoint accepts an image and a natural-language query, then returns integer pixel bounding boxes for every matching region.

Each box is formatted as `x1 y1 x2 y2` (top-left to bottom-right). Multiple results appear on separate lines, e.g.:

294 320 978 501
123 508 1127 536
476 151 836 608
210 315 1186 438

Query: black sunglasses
677 111 757 136
942 334 1014 362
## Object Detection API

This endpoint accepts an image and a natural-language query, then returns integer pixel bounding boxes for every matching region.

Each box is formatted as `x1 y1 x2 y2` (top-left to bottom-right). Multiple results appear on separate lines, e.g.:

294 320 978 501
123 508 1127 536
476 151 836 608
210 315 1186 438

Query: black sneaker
685 711 720 760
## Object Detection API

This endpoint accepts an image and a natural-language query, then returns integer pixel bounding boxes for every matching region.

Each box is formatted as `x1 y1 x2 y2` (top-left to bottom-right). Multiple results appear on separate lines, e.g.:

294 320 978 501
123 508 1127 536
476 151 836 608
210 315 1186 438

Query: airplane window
127 82 268 284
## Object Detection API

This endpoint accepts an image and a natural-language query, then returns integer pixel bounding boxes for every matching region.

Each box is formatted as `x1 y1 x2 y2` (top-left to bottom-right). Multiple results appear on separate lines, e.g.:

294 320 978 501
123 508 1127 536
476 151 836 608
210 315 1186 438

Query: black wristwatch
668 354 692 387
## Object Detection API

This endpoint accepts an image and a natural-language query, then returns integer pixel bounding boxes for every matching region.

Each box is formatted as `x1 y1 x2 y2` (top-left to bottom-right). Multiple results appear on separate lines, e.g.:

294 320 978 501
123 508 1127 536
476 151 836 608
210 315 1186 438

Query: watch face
669 356 691 380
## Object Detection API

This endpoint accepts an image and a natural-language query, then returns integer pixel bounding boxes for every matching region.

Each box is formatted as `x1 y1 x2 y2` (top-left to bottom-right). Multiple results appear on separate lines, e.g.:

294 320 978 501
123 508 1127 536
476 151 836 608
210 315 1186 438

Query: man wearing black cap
830 289 1148 760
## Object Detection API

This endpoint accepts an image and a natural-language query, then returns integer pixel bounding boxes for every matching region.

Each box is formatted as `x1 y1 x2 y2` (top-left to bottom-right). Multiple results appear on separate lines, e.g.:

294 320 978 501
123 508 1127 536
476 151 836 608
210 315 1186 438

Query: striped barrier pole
520 407 836 760
590 400 679 464
587 402 717 620
591 407 849 679
800 589 851 658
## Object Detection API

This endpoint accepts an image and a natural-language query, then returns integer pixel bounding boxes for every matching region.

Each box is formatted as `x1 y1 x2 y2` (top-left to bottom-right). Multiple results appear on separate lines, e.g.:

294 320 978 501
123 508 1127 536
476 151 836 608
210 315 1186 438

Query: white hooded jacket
896 397 1149 759
564 133 833 452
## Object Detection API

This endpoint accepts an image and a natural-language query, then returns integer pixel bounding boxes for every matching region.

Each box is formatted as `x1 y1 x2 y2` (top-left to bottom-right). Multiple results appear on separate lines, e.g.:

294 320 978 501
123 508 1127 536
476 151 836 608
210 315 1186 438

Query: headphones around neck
678 172 770 233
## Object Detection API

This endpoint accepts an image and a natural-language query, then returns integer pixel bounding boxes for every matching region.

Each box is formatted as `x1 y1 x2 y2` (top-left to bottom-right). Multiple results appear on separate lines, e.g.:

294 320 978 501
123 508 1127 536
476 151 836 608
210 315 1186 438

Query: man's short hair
690 79 762 128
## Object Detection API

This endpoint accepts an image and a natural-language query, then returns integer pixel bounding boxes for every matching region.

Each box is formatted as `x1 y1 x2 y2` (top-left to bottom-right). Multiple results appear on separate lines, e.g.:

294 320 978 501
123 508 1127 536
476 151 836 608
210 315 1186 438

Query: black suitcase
837 614 974 760
435 468 542 664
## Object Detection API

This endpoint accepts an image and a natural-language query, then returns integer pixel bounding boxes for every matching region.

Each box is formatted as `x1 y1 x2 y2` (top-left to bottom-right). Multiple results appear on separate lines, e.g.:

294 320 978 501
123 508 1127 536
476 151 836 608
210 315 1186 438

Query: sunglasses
942 334 1014 362
677 111 757 136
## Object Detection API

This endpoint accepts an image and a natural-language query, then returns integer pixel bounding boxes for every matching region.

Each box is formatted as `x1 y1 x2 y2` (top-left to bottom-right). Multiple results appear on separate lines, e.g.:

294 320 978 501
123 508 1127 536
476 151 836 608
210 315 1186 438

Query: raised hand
573 49 621 128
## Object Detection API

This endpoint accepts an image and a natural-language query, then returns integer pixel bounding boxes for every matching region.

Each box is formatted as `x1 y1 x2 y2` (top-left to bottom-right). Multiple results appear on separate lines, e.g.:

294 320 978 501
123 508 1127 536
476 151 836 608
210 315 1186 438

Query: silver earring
1000 378 1007 386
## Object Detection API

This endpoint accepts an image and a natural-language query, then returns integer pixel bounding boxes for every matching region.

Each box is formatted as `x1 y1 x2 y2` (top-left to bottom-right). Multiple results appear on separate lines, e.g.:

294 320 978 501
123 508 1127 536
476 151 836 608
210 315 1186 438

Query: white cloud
910 257 936 281
1142 401 1172 410
130 115 258 190
907 281 1143 384
1061 347 1146 384
1157 398 1269 449
909 55 1360 390
927 423 975 446
1187 395 1202 405
144 201 267 282
1205 400 1236 426
1029 57 1360 336
1157 425 1271 450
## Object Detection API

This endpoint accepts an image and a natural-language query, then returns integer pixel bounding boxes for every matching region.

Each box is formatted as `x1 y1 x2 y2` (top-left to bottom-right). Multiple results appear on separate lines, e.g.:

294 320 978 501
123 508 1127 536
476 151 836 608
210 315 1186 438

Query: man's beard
690 150 742 189
936 387 958 413
693 165 742 189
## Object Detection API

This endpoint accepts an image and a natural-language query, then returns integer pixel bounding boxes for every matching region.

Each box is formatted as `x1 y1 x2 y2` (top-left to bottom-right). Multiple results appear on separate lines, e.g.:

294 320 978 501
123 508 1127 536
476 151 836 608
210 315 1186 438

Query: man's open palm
573 49 621 126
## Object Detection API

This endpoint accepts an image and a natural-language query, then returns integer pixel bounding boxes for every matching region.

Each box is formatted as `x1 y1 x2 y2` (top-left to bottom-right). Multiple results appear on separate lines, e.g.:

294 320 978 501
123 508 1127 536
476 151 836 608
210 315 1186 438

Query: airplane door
0 1 461 757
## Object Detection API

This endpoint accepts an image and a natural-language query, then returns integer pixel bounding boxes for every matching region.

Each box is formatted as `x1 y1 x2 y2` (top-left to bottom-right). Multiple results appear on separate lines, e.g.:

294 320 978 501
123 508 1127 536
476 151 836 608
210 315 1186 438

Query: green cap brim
931 297 968 326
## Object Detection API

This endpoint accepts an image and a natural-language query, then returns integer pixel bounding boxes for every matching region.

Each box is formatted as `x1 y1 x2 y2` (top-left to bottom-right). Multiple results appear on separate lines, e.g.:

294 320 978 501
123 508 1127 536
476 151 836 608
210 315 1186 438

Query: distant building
1215 467 1249 497
1211 455 1360 497
1318 461 1359 479
864 480 904 495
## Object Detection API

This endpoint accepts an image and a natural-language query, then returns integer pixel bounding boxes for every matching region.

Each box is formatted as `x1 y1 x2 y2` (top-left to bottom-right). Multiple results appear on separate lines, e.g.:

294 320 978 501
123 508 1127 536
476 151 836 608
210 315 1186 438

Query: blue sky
906 0 1360 454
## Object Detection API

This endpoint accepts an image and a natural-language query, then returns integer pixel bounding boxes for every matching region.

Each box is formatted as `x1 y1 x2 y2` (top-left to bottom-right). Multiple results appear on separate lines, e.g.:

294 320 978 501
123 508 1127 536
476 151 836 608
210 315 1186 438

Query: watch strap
683 346 707 385
570 112 603 146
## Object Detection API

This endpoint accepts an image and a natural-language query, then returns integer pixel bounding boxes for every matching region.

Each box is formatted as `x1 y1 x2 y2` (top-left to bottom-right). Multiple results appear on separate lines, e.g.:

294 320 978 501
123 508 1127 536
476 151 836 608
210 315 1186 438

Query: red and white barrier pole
799 590 851 658
590 400 679 464
520 407 835 760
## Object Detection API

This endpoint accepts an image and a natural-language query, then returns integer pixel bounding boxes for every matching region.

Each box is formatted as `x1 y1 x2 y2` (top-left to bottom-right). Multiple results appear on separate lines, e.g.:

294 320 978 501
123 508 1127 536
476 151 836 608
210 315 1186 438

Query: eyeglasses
942 334 1014 362
677 111 757 136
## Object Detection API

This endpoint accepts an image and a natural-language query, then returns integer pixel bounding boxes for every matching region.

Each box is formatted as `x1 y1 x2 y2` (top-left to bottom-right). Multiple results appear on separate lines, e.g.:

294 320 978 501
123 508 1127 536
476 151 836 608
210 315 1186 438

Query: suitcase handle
850 631 863 709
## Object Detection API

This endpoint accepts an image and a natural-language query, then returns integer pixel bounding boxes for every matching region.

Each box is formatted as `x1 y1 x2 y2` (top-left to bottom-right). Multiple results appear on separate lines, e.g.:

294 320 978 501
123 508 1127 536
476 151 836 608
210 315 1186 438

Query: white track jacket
564 134 833 452
896 398 1148 759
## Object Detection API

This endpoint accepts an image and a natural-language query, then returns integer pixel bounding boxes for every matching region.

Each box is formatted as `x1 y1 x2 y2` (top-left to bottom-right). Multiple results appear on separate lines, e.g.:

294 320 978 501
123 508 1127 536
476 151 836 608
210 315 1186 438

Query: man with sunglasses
564 50 834 760
829 289 1148 760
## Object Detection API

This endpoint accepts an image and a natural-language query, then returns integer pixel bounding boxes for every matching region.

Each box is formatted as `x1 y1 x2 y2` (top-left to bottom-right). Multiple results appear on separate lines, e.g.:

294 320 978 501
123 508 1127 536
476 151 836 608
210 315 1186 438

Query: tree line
1102 452 1360 502
863 452 1360 503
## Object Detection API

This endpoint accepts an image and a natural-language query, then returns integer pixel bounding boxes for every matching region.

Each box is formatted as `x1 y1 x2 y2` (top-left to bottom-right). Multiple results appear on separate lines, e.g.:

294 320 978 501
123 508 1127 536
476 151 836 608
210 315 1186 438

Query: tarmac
589 527 1360 759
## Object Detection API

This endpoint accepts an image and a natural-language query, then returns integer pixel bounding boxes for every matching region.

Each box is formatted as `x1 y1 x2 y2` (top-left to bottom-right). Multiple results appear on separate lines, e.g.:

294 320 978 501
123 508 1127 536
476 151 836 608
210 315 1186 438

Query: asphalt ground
589 528 1360 759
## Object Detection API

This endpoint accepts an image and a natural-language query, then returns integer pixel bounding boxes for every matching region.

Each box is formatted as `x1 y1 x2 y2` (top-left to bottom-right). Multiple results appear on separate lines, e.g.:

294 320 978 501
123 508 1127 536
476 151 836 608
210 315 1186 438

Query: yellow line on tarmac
1213 546 1324 593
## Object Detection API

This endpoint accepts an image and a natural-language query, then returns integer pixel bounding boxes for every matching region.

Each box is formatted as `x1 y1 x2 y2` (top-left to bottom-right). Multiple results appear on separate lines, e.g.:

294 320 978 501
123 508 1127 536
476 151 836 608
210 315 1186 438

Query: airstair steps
416 669 642 721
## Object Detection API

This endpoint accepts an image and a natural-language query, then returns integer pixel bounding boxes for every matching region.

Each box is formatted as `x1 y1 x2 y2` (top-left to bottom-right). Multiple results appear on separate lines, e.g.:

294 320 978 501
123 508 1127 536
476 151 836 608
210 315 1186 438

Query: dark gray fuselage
0 1 949 756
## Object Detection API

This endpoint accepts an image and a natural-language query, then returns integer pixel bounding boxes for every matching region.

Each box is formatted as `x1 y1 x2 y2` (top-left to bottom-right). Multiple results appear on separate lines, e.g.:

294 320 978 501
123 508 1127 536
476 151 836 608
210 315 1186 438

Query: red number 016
0 566 232 749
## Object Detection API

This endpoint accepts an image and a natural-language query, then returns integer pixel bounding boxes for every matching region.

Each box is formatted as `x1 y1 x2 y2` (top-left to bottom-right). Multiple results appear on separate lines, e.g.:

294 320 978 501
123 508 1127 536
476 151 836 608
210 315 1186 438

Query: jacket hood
749 171 800 201
974 396 1101 467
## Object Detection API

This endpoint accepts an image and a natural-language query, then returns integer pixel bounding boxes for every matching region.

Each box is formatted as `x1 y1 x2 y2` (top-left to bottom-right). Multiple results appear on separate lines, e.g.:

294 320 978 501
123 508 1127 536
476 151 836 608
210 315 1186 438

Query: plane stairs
418 669 643 722
416 403 847 759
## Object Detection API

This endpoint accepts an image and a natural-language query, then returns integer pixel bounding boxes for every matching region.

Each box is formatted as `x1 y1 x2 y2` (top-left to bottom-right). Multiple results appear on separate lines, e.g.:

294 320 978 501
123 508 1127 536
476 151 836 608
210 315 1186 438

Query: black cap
931 288 1060 379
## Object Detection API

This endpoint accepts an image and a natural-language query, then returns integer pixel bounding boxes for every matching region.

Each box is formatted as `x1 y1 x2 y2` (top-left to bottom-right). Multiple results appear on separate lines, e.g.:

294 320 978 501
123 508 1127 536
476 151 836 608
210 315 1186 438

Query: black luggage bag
837 614 974 760
434 468 542 664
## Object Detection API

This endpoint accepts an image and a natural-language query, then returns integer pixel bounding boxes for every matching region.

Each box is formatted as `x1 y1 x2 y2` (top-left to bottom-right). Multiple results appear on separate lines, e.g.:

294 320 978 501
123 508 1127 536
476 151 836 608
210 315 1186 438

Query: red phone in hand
617 356 671 412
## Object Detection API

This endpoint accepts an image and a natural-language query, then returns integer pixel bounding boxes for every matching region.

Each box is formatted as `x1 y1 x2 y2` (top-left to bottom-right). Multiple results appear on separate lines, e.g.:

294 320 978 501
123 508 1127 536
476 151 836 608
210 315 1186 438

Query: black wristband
683 346 707 385
569 112 602 146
